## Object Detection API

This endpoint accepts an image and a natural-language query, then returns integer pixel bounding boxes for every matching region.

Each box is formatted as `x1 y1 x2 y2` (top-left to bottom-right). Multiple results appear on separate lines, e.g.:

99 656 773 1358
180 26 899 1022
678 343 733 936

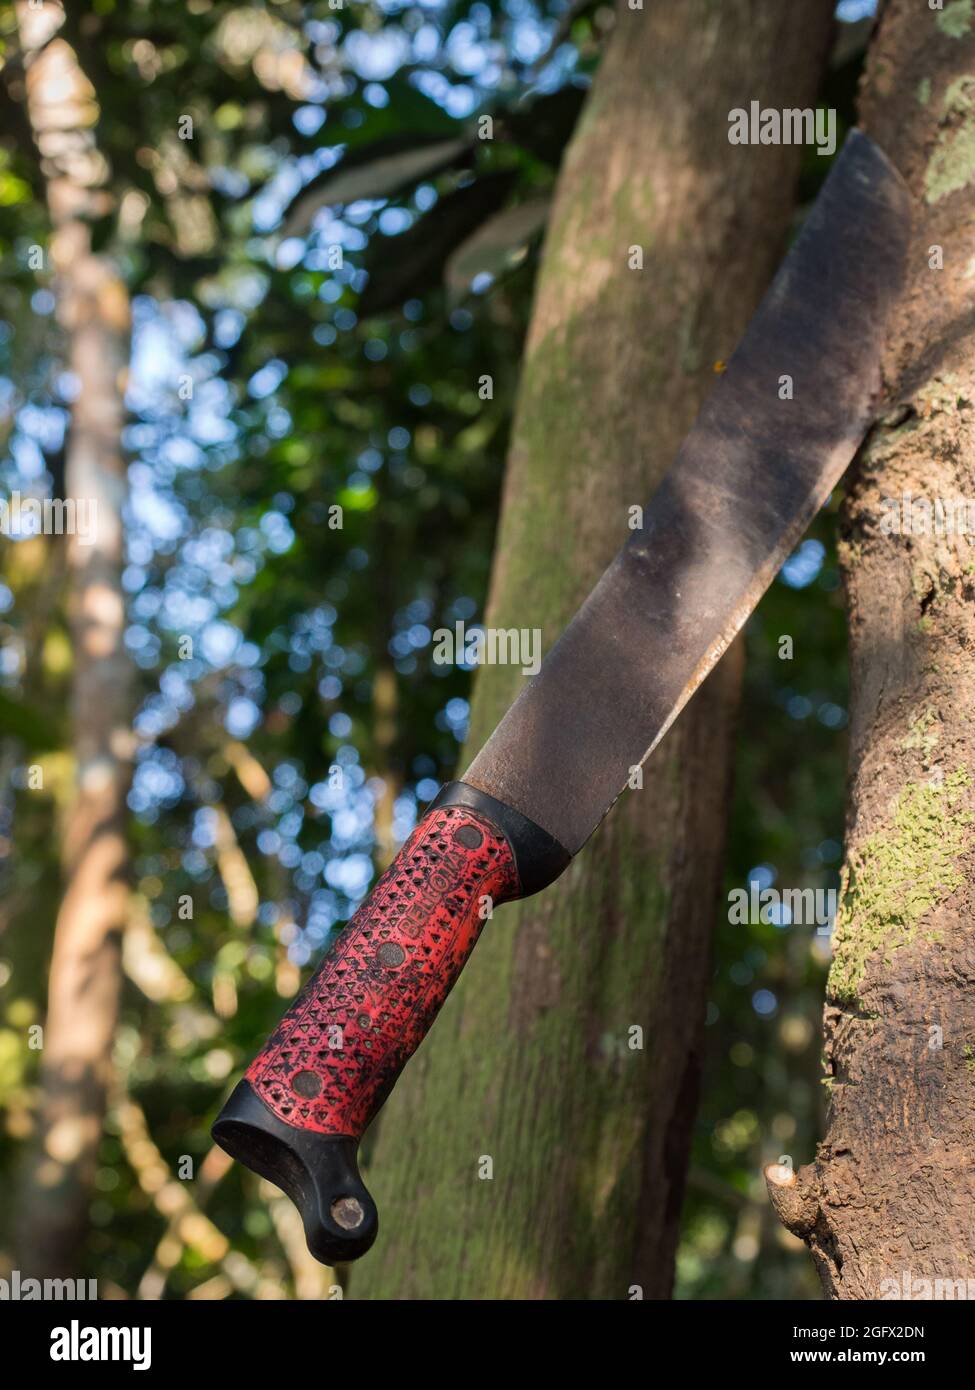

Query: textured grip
213 793 565 1263
247 804 519 1138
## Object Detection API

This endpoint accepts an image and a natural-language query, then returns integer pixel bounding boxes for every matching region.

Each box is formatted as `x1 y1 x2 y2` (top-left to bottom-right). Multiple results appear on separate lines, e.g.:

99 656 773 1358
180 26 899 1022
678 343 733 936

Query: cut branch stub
764 1161 821 1238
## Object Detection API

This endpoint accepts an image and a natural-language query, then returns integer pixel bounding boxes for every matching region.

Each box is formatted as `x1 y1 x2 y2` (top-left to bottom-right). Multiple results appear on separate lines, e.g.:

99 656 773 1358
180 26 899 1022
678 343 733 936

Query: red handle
246 803 519 1138
214 785 568 1263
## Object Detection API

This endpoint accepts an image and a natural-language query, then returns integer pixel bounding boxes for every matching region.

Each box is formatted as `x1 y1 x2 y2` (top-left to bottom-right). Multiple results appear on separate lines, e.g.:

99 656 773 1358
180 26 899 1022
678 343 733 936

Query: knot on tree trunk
764 1161 821 1238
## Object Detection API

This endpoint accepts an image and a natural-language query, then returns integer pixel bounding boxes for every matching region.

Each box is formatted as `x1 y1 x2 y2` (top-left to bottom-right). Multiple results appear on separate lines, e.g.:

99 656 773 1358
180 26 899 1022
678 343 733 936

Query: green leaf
498 84 588 167
0 691 61 752
445 196 550 301
282 135 471 238
358 171 516 316
322 77 462 150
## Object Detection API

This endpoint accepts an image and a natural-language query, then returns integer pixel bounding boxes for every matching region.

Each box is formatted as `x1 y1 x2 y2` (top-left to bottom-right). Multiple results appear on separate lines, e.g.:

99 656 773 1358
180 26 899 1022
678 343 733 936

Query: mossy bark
356 0 836 1299
767 0 975 1298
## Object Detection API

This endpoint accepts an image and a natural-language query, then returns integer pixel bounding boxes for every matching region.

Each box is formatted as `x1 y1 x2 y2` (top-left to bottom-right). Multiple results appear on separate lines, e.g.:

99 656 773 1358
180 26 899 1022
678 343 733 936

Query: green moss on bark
828 769 973 1004
936 0 973 40
925 75 975 203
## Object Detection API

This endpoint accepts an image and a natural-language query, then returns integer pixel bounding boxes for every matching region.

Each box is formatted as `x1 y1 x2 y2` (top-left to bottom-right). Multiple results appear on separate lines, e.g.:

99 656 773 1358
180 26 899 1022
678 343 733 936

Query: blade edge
463 131 912 853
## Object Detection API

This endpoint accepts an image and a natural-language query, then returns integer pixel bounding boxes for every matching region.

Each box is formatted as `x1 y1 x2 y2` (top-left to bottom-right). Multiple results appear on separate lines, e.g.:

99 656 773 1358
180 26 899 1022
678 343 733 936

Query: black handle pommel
213 1079 378 1265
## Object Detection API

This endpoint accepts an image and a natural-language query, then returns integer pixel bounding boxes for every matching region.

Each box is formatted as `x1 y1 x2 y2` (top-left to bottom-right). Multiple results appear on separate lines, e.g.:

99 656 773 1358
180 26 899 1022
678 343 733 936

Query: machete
213 130 911 1265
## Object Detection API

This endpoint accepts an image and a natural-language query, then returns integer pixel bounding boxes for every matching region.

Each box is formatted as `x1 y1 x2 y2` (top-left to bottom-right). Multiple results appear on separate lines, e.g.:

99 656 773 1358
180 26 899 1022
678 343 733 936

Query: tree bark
15 1 133 1278
766 0 975 1300
356 0 836 1300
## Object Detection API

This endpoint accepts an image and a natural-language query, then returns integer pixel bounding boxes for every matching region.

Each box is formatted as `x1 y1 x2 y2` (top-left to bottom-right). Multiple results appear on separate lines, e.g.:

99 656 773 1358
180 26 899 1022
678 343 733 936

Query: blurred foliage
0 0 870 1299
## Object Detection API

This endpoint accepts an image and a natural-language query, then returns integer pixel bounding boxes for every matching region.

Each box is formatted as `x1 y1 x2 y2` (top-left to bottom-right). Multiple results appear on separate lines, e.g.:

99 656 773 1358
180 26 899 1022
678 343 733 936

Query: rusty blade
463 130 911 856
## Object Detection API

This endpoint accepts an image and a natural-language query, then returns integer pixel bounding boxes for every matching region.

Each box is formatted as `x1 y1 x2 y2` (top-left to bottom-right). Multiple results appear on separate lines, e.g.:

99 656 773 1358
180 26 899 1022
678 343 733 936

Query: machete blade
463 129 911 855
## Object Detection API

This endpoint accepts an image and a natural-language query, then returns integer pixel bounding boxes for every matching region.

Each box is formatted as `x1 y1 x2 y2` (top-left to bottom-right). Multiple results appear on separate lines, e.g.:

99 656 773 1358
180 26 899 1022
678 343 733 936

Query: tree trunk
15 2 133 1278
356 0 836 1300
766 0 975 1300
